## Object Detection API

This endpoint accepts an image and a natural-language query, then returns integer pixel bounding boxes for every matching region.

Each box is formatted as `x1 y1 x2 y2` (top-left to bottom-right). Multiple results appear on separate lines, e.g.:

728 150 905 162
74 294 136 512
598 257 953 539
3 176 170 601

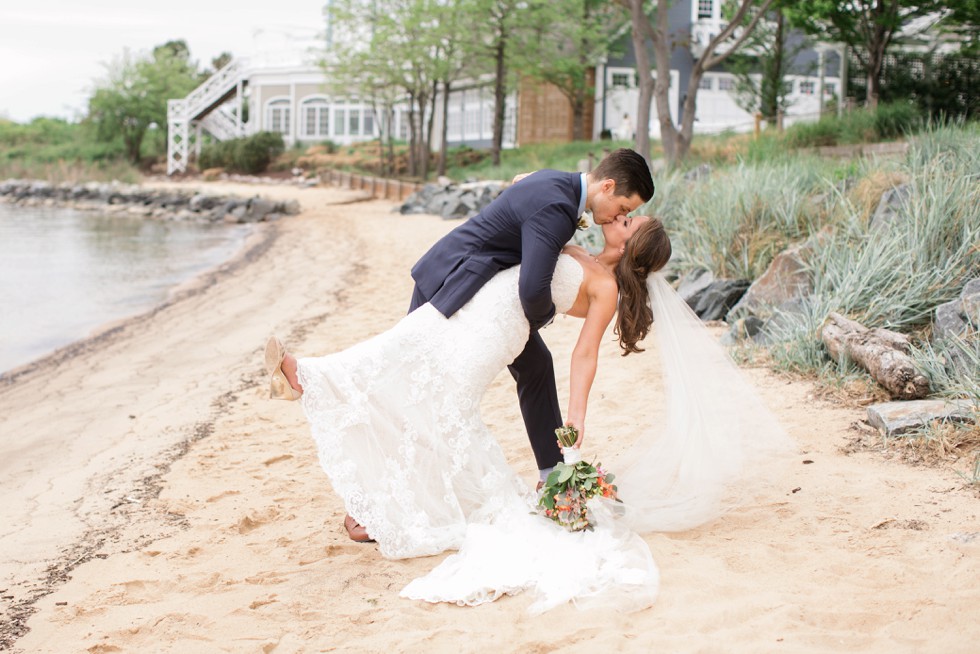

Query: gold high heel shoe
265 336 302 401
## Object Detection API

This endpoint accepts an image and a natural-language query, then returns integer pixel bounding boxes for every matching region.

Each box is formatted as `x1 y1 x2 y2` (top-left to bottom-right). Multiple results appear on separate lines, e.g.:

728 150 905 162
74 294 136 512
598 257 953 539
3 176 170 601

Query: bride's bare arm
564 275 617 448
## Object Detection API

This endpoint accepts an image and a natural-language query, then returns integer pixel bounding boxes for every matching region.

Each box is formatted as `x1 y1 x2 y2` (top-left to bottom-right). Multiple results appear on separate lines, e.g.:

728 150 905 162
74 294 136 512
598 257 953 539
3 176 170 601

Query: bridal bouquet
537 426 620 532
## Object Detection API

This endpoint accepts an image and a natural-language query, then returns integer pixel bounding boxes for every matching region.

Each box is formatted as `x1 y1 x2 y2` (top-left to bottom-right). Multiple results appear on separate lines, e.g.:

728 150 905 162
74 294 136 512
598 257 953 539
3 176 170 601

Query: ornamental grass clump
765 124 980 376
649 160 835 280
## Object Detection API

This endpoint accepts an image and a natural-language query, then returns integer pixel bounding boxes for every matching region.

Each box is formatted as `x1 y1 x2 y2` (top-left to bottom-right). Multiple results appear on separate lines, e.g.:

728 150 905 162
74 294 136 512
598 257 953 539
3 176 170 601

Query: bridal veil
614 273 794 533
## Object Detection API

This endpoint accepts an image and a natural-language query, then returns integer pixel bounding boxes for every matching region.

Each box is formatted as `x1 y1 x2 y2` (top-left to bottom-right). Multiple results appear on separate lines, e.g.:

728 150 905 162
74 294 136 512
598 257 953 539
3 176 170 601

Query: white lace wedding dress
296 255 660 613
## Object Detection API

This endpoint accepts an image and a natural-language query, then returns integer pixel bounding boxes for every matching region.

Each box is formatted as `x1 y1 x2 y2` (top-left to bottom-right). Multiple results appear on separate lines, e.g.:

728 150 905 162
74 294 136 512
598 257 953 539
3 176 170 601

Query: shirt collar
578 173 588 217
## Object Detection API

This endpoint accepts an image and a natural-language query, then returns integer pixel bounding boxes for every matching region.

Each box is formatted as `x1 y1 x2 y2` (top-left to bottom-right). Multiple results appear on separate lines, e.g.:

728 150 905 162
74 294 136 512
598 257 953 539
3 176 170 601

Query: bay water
0 203 252 374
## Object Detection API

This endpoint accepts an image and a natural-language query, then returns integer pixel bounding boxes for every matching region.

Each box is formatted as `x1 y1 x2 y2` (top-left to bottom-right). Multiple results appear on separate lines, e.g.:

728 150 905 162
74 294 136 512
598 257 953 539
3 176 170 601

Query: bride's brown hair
614 217 671 355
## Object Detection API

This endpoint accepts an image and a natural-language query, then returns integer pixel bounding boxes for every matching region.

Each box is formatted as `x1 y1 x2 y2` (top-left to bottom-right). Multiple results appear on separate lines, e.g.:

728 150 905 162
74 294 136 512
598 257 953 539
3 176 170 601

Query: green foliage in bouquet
537 426 620 532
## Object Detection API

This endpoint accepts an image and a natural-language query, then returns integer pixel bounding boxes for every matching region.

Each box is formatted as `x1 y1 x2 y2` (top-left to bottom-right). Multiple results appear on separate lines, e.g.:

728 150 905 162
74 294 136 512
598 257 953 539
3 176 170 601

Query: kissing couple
264 148 789 612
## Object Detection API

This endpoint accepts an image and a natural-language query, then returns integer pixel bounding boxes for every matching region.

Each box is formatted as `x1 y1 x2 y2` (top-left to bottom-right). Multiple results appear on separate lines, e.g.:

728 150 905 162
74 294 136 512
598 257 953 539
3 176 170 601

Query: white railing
181 58 249 117
200 108 241 141
167 59 249 174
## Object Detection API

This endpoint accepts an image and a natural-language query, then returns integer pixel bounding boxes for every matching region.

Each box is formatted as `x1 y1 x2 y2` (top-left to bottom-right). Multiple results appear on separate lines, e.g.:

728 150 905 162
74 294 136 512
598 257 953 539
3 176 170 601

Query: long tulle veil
613 273 795 533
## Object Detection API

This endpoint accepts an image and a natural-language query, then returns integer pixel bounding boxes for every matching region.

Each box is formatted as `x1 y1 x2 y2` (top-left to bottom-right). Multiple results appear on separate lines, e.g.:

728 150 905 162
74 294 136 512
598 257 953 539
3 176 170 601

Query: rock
753 299 809 345
934 300 967 340
870 184 911 231
676 268 715 307
866 399 976 437
683 163 712 181
693 280 751 321
242 197 277 222
400 181 504 219
728 243 813 320
960 278 980 328
282 199 301 216
720 316 765 346
189 193 220 212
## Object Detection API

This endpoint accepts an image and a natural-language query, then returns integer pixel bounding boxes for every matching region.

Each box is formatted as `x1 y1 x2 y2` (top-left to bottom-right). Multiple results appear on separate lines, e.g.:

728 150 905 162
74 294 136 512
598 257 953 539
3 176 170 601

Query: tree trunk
422 81 438 180
438 79 451 177
819 312 930 400
571 90 586 141
762 11 785 121
491 32 508 166
406 92 418 177
624 0 654 163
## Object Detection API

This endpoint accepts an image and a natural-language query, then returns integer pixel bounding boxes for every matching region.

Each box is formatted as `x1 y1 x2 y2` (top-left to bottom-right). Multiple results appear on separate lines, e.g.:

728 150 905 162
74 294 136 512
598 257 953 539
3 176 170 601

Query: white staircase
167 59 249 174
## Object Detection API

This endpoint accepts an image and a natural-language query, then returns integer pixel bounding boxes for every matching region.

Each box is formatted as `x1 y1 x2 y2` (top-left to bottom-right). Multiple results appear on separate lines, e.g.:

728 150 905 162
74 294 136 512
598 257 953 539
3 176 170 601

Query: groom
344 148 654 542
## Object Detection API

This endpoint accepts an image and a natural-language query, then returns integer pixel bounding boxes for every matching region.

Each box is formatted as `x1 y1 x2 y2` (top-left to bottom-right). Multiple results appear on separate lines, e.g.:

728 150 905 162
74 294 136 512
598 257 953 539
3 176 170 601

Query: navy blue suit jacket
411 169 581 330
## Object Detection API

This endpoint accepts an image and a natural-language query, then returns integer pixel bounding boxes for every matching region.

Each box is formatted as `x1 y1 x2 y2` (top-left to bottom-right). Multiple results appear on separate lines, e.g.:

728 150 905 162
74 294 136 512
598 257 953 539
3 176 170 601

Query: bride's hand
564 420 584 449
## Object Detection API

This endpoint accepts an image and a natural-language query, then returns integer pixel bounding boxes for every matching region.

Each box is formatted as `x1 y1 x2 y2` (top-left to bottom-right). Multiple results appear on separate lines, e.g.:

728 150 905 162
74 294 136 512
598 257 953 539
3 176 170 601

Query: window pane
363 111 374 135
319 107 329 135
335 109 346 135
349 110 360 135
305 107 315 135
698 0 713 19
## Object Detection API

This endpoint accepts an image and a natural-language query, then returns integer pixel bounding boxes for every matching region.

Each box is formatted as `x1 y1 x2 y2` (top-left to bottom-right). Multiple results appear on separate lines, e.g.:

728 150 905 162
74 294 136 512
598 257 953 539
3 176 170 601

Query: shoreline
0 182 376 649
2 180 978 652
0 220 272 387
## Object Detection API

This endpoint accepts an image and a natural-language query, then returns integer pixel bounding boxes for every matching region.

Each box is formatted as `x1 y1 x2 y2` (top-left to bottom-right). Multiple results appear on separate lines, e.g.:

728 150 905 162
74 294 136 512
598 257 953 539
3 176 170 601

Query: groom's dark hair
592 148 655 202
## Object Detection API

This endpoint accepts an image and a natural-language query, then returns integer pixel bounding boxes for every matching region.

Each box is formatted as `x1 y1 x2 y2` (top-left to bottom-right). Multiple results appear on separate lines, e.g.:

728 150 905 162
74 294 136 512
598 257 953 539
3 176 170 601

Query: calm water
0 203 252 374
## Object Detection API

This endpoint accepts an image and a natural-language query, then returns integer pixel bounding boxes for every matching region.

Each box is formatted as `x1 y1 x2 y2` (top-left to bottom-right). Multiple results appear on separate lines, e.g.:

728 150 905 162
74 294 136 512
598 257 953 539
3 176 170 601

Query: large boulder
693 280 751 321
676 268 715 306
728 243 812 320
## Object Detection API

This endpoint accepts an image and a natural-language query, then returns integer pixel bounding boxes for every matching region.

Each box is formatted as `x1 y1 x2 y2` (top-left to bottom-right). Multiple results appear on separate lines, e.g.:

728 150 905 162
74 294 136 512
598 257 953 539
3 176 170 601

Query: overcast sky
0 1 328 123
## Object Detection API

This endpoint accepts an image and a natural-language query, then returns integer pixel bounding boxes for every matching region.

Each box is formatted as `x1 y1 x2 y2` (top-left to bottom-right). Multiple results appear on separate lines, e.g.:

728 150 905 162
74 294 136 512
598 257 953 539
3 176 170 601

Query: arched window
267 98 291 135
301 97 330 138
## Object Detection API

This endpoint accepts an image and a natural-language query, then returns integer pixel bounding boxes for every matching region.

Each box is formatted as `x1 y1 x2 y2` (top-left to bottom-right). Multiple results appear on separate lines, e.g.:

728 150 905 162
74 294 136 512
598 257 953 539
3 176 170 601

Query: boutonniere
577 215 590 230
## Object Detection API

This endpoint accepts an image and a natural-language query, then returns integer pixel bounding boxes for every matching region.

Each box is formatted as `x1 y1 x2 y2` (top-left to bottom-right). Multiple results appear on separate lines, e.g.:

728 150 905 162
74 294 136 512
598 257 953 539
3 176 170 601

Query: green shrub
197 131 285 174
785 118 841 148
873 101 923 139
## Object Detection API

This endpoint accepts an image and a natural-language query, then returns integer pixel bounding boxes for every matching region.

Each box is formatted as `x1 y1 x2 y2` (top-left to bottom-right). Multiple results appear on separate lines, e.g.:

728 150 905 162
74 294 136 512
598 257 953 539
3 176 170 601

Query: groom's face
591 179 643 225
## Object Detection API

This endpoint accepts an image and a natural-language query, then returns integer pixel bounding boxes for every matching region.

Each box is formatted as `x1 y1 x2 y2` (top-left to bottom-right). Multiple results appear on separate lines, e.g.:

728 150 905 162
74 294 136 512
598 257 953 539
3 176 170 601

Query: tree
87 41 200 164
523 1 626 141
618 0 775 166
469 0 550 166
727 6 807 123
786 0 945 108
325 0 449 179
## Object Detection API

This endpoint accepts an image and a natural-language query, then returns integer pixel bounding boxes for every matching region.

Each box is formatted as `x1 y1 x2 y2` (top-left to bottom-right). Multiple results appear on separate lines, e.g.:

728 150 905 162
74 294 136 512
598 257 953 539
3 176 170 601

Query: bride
265 215 789 612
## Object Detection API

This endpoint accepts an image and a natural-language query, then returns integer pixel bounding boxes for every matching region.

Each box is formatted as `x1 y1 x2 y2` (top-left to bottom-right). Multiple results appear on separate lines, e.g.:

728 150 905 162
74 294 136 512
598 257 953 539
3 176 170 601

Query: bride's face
602 214 650 249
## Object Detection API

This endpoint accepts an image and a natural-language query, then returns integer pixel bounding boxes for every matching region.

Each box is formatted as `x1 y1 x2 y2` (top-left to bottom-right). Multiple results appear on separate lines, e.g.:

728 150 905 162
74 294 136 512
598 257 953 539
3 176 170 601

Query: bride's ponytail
614 217 671 355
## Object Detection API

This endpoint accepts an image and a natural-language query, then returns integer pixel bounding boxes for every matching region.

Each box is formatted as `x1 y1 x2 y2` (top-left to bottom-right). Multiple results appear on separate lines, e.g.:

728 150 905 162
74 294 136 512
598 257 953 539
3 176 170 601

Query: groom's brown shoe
344 514 374 543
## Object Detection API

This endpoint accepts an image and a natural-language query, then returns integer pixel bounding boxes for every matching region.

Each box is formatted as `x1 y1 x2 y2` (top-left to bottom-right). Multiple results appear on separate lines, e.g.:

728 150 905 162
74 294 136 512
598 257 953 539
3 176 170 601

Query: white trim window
697 0 714 19
301 98 330 139
363 109 375 137
267 98 291 135
799 80 816 95
333 102 347 137
699 75 713 90
718 76 736 91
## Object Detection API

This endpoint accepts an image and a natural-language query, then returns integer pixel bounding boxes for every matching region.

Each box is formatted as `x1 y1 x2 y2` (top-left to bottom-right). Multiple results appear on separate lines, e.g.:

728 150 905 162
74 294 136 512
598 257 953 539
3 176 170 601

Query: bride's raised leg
265 336 303 400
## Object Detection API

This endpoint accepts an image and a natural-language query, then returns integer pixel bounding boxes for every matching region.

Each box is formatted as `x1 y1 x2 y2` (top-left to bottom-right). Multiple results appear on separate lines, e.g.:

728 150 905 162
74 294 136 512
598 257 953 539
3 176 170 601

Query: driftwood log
819 312 931 400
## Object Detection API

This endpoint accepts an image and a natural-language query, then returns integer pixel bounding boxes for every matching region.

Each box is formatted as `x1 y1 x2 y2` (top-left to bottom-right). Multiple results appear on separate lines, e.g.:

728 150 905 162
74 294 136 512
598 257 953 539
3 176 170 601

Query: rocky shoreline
0 179 301 224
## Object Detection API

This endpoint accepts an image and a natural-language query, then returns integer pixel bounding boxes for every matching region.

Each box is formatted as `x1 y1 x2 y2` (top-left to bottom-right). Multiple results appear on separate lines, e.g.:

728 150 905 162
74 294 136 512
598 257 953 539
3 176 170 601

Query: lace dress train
296 255 659 610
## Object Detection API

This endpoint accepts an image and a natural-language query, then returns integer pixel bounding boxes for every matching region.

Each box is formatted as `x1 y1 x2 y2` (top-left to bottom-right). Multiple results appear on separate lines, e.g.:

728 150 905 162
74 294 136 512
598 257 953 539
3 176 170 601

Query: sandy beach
1 181 977 653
